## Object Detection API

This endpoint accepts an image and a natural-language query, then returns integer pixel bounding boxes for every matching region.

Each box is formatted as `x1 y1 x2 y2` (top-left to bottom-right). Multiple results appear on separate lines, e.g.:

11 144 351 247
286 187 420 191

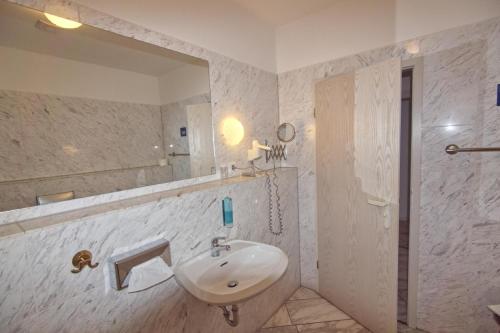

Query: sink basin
174 240 288 305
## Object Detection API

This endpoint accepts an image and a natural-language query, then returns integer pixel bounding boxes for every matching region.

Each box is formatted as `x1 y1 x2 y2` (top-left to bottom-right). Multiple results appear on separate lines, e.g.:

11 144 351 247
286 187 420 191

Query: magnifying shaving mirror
277 123 296 143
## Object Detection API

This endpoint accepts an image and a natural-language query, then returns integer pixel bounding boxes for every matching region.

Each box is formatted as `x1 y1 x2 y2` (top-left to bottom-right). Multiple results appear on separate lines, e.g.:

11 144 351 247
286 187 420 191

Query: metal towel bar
168 152 190 157
445 144 500 154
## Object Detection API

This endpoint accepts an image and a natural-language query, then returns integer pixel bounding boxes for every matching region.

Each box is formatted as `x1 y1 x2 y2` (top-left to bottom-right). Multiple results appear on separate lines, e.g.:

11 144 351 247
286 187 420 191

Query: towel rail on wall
168 152 190 157
445 144 500 155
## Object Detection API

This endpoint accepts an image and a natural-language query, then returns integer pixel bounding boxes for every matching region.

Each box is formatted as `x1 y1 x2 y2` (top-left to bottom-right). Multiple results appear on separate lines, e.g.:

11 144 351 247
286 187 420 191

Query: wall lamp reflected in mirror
222 117 244 146
43 3 82 29
44 13 82 29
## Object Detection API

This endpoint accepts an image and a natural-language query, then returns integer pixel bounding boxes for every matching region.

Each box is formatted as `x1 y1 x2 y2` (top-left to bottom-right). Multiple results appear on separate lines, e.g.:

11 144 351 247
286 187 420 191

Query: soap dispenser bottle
222 197 233 227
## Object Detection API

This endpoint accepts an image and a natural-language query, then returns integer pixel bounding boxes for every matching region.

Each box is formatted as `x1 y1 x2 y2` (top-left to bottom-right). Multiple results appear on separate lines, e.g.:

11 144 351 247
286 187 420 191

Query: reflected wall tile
161 94 211 181
0 91 163 182
0 166 171 212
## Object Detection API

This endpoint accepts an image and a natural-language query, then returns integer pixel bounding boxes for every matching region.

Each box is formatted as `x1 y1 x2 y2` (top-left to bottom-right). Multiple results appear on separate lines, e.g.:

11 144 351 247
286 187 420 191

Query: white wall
276 0 500 73
74 0 500 74
395 0 500 41
75 0 277 73
276 0 396 73
159 64 210 104
0 46 162 104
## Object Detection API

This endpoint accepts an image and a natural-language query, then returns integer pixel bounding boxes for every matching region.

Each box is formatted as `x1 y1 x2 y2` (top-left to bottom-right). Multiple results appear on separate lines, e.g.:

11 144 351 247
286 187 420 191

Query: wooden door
316 58 401 333
186 103 215 177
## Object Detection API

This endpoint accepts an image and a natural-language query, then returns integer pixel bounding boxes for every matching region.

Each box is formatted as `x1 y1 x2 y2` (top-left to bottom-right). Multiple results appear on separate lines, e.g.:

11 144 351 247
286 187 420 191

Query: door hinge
316 260 319 269
313 108 316 118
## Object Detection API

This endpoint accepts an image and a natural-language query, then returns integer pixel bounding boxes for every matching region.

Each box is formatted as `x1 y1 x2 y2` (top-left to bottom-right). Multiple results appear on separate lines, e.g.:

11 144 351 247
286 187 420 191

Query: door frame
402 57 423 329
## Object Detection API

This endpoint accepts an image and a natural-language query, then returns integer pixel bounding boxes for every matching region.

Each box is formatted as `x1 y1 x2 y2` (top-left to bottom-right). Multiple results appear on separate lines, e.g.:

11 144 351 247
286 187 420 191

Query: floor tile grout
283 301 293 324
261 287 368 332
261 286 427 333
294 318 361 326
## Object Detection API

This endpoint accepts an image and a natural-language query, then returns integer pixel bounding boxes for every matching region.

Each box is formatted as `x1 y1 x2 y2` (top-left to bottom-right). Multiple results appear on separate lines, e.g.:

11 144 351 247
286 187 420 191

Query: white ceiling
70 0 343 72
229 0 339 26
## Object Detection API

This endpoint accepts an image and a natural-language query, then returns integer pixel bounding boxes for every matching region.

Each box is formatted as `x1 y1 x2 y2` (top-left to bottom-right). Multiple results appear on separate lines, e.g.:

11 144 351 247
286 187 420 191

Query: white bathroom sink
174 240 288 305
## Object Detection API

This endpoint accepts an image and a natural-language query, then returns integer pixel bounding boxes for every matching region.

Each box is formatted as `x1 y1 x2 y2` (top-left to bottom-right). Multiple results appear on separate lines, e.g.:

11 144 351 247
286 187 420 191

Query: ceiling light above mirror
43 13 82 29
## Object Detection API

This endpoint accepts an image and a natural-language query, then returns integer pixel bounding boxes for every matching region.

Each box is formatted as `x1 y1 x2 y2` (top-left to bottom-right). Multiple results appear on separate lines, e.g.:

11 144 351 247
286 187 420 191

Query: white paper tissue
127 257 174 293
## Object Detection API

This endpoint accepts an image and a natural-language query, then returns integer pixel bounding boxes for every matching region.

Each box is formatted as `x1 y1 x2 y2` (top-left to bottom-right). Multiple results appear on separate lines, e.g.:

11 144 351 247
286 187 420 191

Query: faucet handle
211 236 226 247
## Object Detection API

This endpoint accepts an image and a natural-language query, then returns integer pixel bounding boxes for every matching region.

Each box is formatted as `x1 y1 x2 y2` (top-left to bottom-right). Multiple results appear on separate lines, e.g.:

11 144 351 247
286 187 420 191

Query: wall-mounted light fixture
222 117 244 146
405 40 420 55
43 12 82 29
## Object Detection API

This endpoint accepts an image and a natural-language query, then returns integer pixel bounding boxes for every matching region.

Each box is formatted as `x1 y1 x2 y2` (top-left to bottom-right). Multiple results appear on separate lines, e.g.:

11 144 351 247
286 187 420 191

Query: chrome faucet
211 236 231 257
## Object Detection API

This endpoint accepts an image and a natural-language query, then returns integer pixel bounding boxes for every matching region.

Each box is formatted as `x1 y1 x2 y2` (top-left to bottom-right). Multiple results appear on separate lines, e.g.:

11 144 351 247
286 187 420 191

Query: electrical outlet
227 161 239 177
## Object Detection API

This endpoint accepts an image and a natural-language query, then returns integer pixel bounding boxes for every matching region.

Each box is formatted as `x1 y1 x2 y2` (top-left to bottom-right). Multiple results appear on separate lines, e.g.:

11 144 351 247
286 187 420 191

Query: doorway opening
398 68 413 324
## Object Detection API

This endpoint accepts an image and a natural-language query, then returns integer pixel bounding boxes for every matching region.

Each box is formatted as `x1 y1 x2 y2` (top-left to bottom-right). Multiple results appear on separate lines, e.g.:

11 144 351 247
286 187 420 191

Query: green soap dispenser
222 197 233 227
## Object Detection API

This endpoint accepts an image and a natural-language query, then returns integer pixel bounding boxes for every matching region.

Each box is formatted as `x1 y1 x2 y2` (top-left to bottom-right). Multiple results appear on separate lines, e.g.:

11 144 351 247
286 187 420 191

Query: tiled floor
258 287 427 333
258 287 367 333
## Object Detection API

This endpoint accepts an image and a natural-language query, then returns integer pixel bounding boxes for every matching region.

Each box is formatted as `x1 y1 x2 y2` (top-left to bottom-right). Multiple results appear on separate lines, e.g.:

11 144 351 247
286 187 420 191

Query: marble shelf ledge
488 305 500 317
0 168 296 239
0 172 221 226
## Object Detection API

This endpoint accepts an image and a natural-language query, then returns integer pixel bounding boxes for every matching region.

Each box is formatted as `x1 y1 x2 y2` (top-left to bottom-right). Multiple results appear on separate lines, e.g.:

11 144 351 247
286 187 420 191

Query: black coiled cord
265 168 283 236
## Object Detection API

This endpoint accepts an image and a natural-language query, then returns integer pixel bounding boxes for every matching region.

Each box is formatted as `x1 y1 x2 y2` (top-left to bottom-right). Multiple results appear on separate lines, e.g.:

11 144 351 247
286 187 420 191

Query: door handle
367 198 388 207
367 198 391 229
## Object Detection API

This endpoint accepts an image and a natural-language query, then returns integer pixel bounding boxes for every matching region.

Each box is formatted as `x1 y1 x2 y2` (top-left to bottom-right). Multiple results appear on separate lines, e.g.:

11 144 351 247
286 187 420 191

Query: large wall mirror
0 1 216 212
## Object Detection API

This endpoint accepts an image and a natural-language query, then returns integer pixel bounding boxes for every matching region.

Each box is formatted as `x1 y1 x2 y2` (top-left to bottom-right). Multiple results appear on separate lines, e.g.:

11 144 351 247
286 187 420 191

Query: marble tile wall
0 5 287 331
278 16 500 333
0 90 164 181
0 89 173 211
0 168 300 333
1 0 279 222
417 32 500 333
3 0 497 331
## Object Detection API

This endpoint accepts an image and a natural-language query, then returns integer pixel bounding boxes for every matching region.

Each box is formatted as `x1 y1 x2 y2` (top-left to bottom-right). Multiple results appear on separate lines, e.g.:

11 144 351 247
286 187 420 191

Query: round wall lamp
222 117 244 146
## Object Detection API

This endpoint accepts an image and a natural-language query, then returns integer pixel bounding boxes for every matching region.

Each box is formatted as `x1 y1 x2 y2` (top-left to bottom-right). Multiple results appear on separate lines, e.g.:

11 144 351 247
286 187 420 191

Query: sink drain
227 280 238 288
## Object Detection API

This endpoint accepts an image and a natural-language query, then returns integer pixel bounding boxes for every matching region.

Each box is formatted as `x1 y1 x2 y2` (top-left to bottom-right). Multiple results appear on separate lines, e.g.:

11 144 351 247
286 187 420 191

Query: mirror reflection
0 1 215 212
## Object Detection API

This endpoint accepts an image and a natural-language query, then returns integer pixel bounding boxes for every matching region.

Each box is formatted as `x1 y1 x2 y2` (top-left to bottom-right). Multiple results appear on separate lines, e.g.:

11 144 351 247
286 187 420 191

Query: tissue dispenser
109 238 171 290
